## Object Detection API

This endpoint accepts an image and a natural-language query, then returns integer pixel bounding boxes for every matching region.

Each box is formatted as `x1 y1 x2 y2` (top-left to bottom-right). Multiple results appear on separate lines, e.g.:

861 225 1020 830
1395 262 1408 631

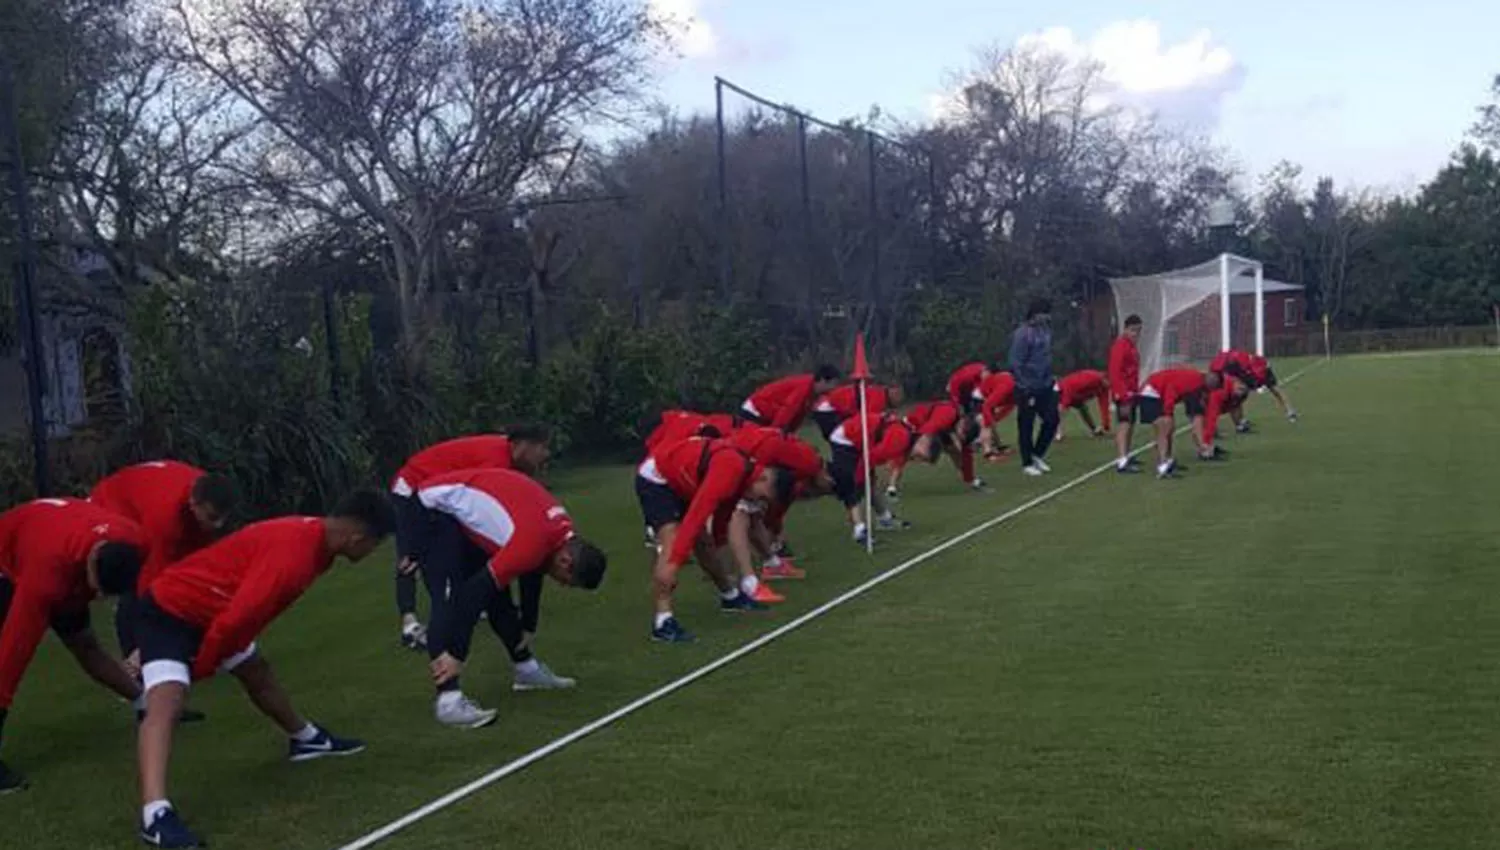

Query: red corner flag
851 333 871 381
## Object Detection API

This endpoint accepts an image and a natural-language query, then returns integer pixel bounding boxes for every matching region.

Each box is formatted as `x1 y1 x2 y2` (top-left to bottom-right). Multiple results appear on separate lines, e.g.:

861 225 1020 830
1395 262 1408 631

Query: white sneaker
1022 464 1044 477
435 693 498 729
1034 457 1052 473
513 661 576 692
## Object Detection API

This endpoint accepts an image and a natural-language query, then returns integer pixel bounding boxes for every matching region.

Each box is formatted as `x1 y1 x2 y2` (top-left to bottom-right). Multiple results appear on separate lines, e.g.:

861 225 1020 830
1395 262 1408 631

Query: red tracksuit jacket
89 460 213 591
416 468 575 586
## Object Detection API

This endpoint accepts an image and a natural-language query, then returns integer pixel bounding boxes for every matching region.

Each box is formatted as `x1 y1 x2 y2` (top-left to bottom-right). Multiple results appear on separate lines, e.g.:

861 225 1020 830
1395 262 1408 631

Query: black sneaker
288 725 366 763
0 760 26 795
1115 463 1141 474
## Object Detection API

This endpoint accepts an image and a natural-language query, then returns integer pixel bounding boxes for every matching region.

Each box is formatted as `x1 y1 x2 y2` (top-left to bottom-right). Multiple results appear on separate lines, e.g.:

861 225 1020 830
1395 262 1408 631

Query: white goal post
1107 253 1265 377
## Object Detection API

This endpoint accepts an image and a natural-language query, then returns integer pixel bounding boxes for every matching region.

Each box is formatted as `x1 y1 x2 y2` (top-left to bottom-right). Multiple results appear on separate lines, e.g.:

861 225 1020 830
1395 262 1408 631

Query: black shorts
0 576 91 640
1184 393 1206 418
136 596 204 667
1262 367 1279 388
829 444 861 508
1137 395 1164 422
1114 399 1139 424
636 477 686 530
813 410 842 442
390 491 432 561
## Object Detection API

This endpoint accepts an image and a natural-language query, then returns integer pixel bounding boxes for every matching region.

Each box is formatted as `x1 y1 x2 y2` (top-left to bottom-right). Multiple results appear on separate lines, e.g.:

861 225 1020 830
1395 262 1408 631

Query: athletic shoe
1287 411 1299 423
1022 464 1044 477
885 486 900 501
1156 460 1181 480
720 592 769 612
970 477 993 493
875 516 911 531
435 694 499 729
651 617 695 643
1034 457 1052 473
0 760 26 795
401 622 428 651
772 540 796 559
1236 421 1253 434
853 527 870 547
1115 463 1140 475
750 583 785 604
513 662 576 692
288 725 366 762
1126 457 1143 468
761 560 806 580
140 807 203 849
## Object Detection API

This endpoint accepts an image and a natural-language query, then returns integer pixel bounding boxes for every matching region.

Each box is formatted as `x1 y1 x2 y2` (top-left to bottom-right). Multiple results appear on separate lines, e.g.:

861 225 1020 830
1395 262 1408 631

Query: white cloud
650 0 717 59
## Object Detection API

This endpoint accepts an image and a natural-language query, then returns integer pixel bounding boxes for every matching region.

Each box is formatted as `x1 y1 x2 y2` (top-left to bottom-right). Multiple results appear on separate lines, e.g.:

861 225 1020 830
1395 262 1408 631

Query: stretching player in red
946 362 991 414
1108 315 1143 473
0 499 148 794
643 410 737 454
975 369 1017 459
724 426 830 598
1053 369 1112 442
389 426 551 651
636 436 793 643
419 469 607 729
827 410 917 546
739 366 842 433
134 491 394 849
1137 368 1225 479
1211 349 1298 425
812 382 903 442
885 400 986 499
89 461 236 683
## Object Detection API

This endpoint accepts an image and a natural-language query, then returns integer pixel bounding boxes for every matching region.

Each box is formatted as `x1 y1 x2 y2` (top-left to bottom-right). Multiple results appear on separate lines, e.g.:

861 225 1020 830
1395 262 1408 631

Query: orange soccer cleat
761 560 807 581
751 582 786 603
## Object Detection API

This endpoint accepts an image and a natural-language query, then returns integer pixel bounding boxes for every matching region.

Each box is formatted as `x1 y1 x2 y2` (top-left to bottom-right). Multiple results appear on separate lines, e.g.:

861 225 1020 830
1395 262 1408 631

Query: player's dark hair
699 424 725 439
770 466 797 505
1124 313 1143 328
95 542 142 596
813 364 841 383
1026 298 1052 320
568 538 608 590
331 489 398 539
504 423 552 445
190 473 237 515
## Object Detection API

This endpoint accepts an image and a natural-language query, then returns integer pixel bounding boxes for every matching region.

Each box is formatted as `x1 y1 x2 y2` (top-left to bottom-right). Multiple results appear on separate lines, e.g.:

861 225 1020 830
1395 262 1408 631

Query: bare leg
230 655 307 736
1114 404 1135 465
652 524 681 617
138 682 185 805
727 510 758 586
693 540 737 594
1155 417 1173 466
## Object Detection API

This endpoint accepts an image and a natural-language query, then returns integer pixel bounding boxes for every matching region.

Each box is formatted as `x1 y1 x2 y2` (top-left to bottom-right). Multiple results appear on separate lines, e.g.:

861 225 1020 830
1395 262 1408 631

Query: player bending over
134 491 394 849
388 426 552 651
0 499 150 794
1053 369 1111 442
739 366 842 433
637 436 793 643
946 361 991 415
974 369 1017 460
1210 349 1298 425
827 410 918 546
724 426 831 599
1137 368 1225 479
812 382 902 442
1108 315 1143 472
421 469 607 729
886 400 986 498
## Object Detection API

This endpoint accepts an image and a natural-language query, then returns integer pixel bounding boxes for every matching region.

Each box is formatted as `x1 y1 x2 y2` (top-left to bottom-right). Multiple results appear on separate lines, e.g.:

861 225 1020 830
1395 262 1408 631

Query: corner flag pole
852 333 874 555
1322 313 1331 361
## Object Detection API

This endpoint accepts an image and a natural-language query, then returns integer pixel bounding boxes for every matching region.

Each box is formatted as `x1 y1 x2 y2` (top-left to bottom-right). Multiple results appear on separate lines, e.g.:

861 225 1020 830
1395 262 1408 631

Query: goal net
1108 253 1266 378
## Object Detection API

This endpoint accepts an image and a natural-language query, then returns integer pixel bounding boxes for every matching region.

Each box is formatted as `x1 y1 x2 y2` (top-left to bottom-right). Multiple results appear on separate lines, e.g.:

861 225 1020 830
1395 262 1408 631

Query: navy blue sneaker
288 725 366 763
0 760 26 795
651 617 696 643
140 807 203 848
720 592 769 613
1115 463 1141 474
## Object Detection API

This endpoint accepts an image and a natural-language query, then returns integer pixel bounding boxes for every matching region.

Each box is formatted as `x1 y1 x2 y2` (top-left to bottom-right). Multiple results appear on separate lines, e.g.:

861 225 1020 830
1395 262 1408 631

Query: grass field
6 351 1500 850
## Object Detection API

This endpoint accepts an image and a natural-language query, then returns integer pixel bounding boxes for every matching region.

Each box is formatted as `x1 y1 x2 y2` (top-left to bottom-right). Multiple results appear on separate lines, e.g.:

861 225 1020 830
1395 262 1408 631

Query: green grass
7 352 1500 850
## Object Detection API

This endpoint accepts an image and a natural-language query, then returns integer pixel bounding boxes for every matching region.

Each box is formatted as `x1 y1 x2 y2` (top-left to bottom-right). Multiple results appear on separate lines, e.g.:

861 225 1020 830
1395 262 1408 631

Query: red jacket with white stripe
416 468 575 586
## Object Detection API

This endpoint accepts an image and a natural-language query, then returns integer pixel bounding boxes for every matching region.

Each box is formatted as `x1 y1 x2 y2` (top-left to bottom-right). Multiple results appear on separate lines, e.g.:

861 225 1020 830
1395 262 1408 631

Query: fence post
1 56 50 496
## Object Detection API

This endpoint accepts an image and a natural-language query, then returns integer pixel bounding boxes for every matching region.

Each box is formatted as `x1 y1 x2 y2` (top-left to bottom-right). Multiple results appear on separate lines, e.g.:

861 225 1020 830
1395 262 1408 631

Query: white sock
291 723 320 743
762 555 783 569
514 658 540 675
853 522 868 539
1116 457 1129 469
740 575 759 596
653 611 674 629
437 690 466 708
719 586 740 601
401 615 420 630
1157 460 1172 475
143 800 172 828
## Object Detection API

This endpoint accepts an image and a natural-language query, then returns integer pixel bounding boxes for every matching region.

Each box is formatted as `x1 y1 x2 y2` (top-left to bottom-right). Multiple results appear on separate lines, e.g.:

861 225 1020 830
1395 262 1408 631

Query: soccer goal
1108 253 1266 377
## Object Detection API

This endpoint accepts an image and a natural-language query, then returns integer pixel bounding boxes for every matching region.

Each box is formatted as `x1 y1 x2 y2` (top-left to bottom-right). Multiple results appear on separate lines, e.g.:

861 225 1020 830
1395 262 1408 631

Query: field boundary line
332 360 1325 850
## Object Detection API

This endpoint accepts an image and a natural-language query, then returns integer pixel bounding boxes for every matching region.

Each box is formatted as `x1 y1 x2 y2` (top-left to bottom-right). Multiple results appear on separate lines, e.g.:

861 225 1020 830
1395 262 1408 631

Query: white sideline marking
1344 347 1498 361
333 363 1324 850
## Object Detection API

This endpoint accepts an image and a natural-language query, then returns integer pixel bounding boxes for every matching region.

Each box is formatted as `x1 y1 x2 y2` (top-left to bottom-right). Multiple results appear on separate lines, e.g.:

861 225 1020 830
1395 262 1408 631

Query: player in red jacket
389 425 552 651
642 410 737 454
974 370 1017 459
1211 349 1298 425
0 499 148 794
134 491 394 850
739 366 842 433
827 411 918 546
885 400 986 499
88 461 236 669
812 383 903 441
1108 315 1144 472
636 436 794 643
1138 368 1225 478
946 362 992 414
418 469 607 729
1054 369 1112 441
723 426 831 595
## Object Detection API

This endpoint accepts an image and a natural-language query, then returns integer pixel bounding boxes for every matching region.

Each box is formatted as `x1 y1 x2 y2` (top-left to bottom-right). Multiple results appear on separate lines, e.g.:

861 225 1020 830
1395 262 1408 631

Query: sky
644 0 1498 196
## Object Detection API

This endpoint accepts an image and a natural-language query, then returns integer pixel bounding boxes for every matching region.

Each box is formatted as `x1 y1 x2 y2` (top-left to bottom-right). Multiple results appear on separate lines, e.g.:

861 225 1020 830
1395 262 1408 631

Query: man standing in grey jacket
1007 298 1060 477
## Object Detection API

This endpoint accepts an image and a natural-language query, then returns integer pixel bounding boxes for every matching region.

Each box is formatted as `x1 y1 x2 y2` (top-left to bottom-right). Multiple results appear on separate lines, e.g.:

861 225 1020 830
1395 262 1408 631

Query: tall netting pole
715 77 730 299
1253 263 1266 356
1218 253 1232 353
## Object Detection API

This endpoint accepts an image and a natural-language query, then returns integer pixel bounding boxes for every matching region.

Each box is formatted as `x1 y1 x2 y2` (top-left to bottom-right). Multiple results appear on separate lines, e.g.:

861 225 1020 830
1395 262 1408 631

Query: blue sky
646 0 1497 195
